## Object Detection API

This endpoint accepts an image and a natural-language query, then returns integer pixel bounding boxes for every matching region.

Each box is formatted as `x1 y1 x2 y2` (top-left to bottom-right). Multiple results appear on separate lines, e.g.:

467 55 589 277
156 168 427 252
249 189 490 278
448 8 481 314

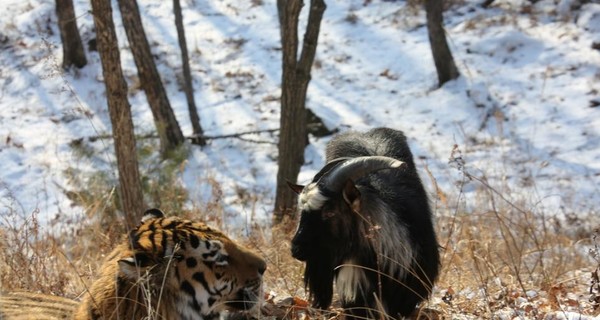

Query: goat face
289 157 405 309
289 175 370 310
290 207 322 261
290 157 401 260
289 181 357 261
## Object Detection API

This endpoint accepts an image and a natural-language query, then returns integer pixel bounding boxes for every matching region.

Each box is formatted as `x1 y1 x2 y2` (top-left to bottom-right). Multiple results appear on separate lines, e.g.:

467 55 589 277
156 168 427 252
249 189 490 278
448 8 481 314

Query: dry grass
254 211 597 319
0 207 118 298
433 211 593 319
1 145 598 320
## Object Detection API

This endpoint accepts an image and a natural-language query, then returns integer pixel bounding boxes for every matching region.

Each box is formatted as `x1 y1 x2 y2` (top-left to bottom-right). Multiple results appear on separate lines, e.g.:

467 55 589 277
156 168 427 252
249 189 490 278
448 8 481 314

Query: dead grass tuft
0 207 115 300
1 208 70 295
257 216 306 300
428 145 597 319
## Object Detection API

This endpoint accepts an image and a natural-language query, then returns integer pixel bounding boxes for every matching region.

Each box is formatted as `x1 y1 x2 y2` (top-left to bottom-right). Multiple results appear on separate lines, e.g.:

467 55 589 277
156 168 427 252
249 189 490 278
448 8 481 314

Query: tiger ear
142 208 164 222
287 181 305 195
118 252 154 279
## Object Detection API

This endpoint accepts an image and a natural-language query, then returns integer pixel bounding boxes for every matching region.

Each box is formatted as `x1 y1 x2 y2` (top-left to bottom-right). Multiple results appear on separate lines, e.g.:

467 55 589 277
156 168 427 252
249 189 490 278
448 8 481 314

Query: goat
289 127 440 319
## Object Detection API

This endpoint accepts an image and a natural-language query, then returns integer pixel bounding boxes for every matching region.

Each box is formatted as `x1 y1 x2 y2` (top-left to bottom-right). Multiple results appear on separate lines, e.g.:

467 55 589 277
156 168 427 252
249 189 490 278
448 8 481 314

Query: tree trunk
90 0 145 229
117 0 185 155
273 0 326 224
173 0 206 146
425 0 459 87
55 0 87 69
277 0 285 42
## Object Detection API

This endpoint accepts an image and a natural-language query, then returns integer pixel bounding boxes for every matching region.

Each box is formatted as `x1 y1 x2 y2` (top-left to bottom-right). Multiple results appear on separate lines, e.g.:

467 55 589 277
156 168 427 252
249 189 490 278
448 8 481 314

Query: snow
0 0 599 234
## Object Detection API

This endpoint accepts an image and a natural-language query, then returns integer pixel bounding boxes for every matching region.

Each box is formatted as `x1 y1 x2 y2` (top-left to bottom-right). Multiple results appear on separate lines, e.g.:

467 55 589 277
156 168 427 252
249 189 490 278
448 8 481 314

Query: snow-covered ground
0 0 599 233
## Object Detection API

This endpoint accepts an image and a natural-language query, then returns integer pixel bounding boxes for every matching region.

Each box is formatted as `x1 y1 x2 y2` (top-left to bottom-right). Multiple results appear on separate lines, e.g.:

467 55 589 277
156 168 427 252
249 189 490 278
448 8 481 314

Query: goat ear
287 181 305 194
342 180 361 212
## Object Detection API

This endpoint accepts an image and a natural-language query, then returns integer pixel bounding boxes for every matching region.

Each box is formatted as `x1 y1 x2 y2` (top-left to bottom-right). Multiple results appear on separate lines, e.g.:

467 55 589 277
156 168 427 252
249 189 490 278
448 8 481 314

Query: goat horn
319 156 405 193
311 157 352 183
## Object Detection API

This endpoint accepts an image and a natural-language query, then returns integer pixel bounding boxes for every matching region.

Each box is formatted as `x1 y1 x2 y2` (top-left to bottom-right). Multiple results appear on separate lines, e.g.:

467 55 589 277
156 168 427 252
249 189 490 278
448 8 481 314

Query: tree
91 0 145 229
425 0 459 87
116 0 185 155
173 0 206 146
55 0 87 69
273 0 326 224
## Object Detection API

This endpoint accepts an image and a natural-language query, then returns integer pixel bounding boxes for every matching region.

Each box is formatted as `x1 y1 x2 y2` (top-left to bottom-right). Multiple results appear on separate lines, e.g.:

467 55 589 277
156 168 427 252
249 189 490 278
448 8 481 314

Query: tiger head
77 209 266 320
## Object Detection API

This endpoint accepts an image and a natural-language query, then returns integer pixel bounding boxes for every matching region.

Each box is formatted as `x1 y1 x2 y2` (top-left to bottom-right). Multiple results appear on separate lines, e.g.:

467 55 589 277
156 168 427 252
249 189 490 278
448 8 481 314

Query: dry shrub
255 217 306 300
0 208 72 295
429 145 597 319
0 207 120 299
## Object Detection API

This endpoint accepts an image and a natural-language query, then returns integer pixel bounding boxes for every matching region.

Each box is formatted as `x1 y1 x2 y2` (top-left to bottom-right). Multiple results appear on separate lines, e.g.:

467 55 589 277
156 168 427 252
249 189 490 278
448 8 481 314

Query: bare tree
55 0 87 69
425 0 459 87
117 0 185 155
91 0 145 229
273 0 326 224
173 0 206 146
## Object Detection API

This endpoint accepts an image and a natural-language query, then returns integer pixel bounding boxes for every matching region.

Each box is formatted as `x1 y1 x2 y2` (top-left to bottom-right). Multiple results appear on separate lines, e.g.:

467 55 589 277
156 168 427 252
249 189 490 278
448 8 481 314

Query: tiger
0 291 78 319
0 208 267 320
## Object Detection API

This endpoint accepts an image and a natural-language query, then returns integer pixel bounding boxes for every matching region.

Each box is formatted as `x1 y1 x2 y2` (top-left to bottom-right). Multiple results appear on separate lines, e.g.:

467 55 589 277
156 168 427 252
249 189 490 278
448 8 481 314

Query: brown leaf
292 296 309 309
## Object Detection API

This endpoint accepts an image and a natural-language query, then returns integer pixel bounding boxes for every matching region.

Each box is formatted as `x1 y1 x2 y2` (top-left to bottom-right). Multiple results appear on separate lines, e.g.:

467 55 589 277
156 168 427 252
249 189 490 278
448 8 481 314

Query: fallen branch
71 128 280 145
192 128 279 141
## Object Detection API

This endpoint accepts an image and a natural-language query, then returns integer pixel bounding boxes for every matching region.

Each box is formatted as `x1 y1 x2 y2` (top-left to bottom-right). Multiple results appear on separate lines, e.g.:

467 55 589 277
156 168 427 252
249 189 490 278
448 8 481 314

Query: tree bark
273 0 326 224
90 0 146 229
425 0 459 87
55 0 87 69
173 0 206 146
117 0 185 155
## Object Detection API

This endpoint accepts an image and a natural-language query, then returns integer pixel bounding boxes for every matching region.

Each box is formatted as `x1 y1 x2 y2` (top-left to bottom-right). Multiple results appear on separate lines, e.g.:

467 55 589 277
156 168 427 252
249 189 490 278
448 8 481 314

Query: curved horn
319 156 405 193
311 157 352 183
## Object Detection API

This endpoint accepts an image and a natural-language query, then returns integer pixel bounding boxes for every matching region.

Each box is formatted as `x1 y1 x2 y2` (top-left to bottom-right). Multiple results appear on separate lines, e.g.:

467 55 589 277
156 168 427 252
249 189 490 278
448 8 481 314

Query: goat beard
304 254 336 310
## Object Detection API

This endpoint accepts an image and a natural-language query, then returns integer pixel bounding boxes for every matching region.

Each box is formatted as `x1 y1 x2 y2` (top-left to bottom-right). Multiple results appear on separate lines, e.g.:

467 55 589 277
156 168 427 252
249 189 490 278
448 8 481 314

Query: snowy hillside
0 0 599 233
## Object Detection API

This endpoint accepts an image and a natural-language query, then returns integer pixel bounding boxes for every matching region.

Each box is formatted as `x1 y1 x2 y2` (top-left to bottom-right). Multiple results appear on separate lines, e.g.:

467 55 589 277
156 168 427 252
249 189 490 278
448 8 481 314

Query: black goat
289 128 440 319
